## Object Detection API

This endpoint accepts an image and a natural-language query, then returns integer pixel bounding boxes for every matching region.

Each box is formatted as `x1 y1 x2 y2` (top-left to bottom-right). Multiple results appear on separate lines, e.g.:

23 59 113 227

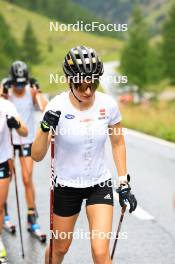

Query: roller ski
27 210 46 243
3 215 16 235
0 258 8 264
0 237 8 264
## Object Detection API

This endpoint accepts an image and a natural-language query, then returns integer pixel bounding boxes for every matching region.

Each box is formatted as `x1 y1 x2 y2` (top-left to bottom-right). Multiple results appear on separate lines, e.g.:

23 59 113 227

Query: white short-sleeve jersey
44 91 122 188
10 84 35 145
0 97 19 163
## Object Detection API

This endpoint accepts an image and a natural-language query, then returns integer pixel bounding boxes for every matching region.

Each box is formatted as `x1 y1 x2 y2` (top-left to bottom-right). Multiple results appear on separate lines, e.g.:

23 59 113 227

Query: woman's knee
21 159 33 187
92 243 110 263
53 239 71 257
54 246 69 257
22 173 32 187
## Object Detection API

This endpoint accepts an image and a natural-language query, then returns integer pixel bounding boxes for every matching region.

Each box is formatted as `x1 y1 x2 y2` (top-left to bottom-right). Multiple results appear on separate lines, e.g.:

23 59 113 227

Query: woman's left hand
116 180 137 213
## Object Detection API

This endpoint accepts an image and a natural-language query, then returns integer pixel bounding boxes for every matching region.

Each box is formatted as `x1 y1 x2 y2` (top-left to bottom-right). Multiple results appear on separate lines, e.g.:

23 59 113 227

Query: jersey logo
99 108 106 116
80 118 93 123
98 108 108 120
65 114 75 119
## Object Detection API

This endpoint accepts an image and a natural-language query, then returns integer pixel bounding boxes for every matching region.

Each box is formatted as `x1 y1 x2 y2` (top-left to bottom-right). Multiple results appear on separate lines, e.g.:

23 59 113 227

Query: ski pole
10 131 25 258
13 162 25 258
111 204 127 260
49 129 55 264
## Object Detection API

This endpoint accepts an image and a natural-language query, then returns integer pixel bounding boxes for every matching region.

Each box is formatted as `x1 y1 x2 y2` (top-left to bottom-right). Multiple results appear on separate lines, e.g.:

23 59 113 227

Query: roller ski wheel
0 257 8 264
3 216 16 235
28 224 47 243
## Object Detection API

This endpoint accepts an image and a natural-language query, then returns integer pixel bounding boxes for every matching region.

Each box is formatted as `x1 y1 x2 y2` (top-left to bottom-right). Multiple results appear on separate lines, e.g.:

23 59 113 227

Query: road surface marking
113 191 155 221
127 129 175 150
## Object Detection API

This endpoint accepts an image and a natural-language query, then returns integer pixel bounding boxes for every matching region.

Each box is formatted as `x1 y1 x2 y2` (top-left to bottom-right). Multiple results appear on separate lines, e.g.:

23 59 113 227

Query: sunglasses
13 82 26 89
73 80 99 93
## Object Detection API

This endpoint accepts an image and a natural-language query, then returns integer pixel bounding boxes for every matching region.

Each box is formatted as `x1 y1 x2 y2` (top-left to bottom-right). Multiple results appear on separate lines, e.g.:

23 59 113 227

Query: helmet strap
70 83 83 103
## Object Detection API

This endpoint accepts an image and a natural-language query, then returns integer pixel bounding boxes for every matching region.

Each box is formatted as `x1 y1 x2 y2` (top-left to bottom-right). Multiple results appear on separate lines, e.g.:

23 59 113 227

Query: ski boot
3 215 16 235
27 210 46 243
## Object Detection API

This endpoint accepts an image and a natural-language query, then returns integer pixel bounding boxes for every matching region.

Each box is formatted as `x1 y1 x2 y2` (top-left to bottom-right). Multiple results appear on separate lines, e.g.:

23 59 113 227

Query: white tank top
0 98 19 163
10 84 35 145
43 91 122 188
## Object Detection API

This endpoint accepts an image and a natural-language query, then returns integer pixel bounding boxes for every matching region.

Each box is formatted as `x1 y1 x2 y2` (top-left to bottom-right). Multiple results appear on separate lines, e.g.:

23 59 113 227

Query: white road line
127 129 175 150
113 191 155 221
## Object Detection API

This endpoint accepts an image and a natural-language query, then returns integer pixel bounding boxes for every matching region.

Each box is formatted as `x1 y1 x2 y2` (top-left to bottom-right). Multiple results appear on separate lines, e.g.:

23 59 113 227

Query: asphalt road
3 62 175 263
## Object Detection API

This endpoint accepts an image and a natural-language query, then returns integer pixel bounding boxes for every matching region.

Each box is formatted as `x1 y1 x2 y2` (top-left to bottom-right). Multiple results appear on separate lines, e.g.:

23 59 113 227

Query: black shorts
0 161 11 179
14 144 32 157
54 179 114 217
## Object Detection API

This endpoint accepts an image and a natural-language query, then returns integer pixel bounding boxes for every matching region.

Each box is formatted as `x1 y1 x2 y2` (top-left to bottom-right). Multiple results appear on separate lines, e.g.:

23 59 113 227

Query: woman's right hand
6 115 21 129
40 110 61 132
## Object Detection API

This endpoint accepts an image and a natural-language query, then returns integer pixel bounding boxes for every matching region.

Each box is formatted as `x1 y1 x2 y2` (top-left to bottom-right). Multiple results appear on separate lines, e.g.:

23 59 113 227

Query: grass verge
120 101 175 143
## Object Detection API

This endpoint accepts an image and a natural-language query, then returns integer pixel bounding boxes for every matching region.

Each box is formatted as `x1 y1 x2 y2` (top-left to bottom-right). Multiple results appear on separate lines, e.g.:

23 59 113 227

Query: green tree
121 8 150 92
22 22 41 64
0 13 19 78
162 3 175 84
146 44 165 86
47 38 53 53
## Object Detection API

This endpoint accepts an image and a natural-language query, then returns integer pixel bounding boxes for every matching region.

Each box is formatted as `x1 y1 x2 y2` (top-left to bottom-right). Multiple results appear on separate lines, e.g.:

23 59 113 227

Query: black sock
28 208 35 215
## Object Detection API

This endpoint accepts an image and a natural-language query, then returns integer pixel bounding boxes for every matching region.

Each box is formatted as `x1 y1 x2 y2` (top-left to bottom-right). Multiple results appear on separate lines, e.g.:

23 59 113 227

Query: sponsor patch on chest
65 114 75 119
98 108 108 120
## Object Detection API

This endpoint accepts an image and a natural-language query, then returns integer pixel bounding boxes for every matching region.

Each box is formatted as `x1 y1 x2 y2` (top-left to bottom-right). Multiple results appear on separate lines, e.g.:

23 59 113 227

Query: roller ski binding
27 210 46 243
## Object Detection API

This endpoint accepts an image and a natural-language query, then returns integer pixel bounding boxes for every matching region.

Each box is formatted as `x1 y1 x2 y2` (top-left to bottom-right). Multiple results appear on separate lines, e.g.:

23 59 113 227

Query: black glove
1 77 12 95
6 115 21 129
116 174 137 213
30 78 41 92
41 110 61 132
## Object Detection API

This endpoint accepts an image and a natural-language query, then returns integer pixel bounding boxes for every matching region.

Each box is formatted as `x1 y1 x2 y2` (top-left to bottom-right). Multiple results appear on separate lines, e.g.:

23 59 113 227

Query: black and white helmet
63 46 104 79
10 61 29 83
